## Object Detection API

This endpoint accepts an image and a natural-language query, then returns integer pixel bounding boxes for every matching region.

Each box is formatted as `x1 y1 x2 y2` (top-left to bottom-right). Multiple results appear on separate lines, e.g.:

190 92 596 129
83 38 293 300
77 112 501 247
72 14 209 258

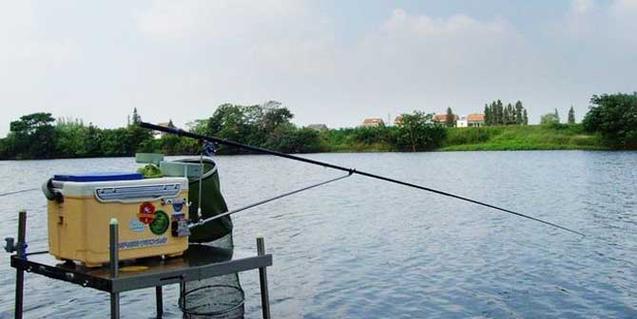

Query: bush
583 93 637 149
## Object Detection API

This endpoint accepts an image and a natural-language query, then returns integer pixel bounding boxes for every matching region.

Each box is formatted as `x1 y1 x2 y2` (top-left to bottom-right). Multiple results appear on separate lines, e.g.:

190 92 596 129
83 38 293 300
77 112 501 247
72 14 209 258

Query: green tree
568 106 575 124
496 100 504 125
8 112 57 159
186 119 208 134
265 125 322 153
83 124 103 157
540 113 559 126
206 104 248 144
206 102 296 153
484 104 491 126
506 103 516 125
395 111 446 151
515 101 524 124
523 109 528 125
446 107 455 127
132 107 141 124
583 92 637 148
101 128 129 156
127 108 154 154
553 108 560 123
262 102 293 132
55 119 88 157
0 138 9 160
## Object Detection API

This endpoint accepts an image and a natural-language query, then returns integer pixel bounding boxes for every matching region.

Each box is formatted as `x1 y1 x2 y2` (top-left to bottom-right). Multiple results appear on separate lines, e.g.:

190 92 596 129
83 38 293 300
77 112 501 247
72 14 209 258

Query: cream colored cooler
45 173 189 267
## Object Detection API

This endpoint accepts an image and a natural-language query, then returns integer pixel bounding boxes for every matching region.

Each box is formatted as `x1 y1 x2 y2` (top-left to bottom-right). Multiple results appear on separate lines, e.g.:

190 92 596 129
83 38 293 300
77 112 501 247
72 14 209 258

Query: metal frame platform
5 210 273 319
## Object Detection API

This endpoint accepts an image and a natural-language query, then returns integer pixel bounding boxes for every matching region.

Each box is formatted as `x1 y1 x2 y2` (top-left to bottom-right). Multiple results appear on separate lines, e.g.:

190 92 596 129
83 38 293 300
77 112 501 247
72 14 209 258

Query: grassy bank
317 124 607 153
440 124 607 151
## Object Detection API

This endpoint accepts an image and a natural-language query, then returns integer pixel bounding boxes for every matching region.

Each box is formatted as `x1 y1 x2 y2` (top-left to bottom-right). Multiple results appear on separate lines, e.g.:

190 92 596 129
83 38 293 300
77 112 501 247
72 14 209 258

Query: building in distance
154 121 176 139
432 114 459 123
457 114 485 127
361 118 385 127
306 124 328 132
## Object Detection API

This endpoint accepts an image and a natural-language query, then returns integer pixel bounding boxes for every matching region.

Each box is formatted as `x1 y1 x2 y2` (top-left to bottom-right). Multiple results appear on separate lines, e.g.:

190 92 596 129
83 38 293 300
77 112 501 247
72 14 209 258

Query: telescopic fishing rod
139 121 584 237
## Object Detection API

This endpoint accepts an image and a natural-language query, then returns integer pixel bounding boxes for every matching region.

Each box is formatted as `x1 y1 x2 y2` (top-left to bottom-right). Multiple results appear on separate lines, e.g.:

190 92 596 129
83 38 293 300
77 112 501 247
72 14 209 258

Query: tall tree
515 101 524 125
496 100 504 125
484 104 490 126
568 106 575 124
506 103 515 125
553 108 560 123
445 107 455 127
503 104 510 124
131 108 141 125
523 109 528 125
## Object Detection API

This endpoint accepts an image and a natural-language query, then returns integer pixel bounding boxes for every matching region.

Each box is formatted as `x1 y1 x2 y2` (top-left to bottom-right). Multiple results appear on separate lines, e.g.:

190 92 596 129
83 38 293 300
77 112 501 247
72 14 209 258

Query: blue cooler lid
53 172 143 182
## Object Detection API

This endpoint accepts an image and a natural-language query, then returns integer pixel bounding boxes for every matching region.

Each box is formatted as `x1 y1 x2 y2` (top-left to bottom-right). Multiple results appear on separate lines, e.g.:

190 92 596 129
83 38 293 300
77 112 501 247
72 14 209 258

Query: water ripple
0 151 636 318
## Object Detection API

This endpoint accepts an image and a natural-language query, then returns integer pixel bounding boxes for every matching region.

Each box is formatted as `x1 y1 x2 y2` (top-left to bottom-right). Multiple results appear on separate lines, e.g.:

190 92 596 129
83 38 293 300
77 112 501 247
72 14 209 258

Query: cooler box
45 172 190 267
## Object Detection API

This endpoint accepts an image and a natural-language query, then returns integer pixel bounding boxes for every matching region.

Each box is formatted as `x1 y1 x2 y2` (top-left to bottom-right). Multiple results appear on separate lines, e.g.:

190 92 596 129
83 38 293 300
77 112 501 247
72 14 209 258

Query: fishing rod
139 121 585 237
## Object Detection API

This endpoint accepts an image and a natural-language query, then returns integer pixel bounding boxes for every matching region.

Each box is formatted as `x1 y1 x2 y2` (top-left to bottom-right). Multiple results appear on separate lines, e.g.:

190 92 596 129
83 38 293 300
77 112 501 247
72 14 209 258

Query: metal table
6 211 273 319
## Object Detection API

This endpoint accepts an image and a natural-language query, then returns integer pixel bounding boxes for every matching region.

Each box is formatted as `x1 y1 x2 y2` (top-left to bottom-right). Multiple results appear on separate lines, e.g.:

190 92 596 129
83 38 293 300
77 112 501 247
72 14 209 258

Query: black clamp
4 237 27 256
4 237 15 253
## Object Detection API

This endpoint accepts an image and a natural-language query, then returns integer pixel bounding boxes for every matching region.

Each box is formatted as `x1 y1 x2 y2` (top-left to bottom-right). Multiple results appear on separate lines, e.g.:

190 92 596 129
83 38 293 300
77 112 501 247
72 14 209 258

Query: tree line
0 92 633 160
0 102 448 159
483 100 528 126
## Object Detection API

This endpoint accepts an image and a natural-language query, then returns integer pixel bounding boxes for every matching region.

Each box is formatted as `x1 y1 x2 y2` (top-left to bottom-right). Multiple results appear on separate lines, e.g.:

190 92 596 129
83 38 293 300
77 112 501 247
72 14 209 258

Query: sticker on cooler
118 237 168 250
128 219 145 232
150 210 170 235
172 199 185 213
138 202 156 224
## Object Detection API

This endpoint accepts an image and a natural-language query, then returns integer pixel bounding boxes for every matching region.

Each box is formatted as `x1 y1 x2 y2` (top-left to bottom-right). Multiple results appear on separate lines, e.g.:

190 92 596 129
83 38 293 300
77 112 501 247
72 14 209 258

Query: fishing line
0 188 39 198
140 122 585 237
189 173 352 229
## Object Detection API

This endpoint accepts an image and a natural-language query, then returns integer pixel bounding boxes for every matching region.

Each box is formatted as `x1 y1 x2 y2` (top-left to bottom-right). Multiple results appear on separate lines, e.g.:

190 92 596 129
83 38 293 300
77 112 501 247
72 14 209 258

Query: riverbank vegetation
441 124 605 151
0 93 634 160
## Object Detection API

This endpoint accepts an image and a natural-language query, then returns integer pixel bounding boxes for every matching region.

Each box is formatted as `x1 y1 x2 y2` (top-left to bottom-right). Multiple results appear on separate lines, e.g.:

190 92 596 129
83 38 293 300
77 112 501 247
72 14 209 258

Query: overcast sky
1 0 636 136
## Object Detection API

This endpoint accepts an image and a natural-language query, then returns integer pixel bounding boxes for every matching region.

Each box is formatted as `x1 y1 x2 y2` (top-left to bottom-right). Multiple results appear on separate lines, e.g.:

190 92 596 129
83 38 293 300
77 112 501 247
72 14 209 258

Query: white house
457 114 485 128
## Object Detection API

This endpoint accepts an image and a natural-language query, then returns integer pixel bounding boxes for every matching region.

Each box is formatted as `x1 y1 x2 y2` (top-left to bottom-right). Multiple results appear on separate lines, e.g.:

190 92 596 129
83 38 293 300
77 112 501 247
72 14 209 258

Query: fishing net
173 157 244 318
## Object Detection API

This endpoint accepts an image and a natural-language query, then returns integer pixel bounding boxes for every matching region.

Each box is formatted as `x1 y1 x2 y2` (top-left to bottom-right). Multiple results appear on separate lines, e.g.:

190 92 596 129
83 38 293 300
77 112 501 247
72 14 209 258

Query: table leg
156 286 163 318
14 267 24 319
110 220 120 319
256 237 271 319
110 293 120 319
14 210 27 319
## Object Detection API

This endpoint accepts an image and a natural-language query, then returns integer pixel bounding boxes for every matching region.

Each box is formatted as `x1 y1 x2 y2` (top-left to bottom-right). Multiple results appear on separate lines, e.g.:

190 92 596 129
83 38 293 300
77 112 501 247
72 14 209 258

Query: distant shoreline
0 148 623 162
0 123 621 161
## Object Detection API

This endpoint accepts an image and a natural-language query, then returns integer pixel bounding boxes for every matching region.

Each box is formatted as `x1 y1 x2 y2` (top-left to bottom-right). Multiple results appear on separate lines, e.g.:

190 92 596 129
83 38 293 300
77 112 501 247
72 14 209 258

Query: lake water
0 151 636 318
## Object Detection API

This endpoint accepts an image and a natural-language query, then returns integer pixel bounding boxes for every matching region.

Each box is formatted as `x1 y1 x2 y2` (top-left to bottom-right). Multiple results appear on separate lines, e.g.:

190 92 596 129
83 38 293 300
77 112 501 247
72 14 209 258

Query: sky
1 0 636 136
